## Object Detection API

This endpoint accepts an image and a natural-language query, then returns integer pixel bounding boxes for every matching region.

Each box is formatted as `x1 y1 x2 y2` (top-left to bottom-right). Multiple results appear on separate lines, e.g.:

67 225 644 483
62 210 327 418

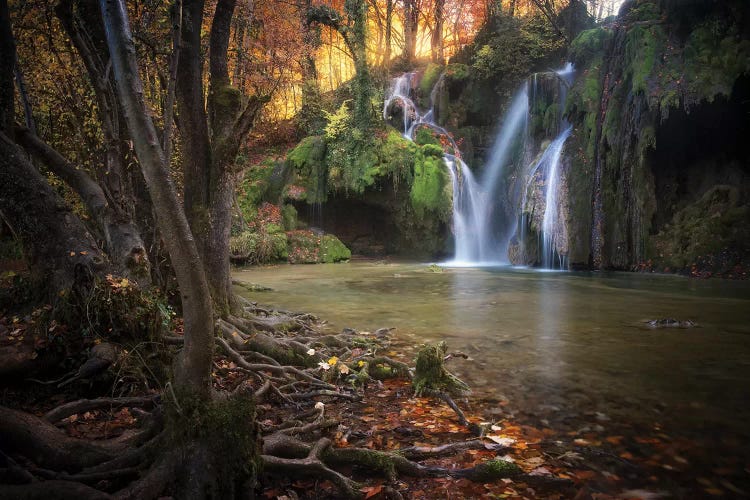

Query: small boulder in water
643 318 698 329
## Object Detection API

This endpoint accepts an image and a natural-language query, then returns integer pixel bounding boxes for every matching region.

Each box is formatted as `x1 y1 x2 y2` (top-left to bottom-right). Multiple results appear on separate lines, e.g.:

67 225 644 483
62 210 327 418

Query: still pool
234 261 750 475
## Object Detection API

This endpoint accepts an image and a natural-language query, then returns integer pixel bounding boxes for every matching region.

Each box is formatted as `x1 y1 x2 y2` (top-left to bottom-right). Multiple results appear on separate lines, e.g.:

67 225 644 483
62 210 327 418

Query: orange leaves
360 484 383 498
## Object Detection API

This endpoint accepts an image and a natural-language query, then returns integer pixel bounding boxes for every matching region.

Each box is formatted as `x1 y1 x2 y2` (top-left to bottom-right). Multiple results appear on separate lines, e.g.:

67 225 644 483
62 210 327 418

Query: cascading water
383 65 573 267
384 73 492 264
383 72 530 265
514 64 576 269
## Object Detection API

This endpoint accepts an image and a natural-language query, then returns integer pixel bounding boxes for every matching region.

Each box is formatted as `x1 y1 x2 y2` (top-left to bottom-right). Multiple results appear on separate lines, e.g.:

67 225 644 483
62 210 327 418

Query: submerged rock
643 319 698 329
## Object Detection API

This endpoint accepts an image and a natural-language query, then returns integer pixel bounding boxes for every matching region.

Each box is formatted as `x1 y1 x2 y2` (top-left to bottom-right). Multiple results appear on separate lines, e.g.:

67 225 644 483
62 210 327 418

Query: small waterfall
539 126 572 268
519 63 575 269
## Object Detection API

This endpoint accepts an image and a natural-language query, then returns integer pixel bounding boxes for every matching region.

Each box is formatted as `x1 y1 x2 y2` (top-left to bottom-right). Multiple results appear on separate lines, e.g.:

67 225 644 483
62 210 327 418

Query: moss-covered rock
649 186 750 270
287 136 327 203
286 230 351 264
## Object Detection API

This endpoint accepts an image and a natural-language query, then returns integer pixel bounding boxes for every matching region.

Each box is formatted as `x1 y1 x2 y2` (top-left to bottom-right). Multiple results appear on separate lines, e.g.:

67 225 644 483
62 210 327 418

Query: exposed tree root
397 439 505 460
44 396 159 424
262 438 361 498
0 479 111 500
0 407 117 472
1 299 573 499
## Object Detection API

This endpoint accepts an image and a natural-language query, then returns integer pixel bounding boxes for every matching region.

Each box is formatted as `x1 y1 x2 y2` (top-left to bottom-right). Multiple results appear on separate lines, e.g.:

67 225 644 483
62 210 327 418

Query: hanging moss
287 136 328 203
410 147 451 219
625 25 663 95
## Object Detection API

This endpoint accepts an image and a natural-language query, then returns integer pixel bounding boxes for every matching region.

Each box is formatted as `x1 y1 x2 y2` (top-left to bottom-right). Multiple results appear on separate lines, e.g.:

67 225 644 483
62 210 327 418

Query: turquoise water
234 262 750 439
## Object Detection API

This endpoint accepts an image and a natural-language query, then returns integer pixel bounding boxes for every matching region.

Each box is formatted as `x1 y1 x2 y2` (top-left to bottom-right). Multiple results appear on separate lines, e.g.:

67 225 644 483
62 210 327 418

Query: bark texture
100 0 214 398
0 134 106 292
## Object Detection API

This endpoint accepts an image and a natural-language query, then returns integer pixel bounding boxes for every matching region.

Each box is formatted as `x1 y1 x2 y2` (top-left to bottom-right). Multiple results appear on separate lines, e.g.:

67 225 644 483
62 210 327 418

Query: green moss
281 204 298 231
320 234 351 263
681 21 750 101
627 1 660 22
413 342 470 397
166 394 260 496
471 459 522 481
569 28 612 66
625 25 663 95
444 63 469 81
286 230 351 264
650 186 749 268
414 127 441 147
287 136 328 204
410 152 450 219
230 229 287 264
420 63 444 96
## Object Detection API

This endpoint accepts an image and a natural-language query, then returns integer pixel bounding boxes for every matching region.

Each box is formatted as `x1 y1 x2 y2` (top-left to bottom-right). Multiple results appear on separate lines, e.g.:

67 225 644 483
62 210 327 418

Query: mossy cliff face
565 0 750 271
284 125 453 258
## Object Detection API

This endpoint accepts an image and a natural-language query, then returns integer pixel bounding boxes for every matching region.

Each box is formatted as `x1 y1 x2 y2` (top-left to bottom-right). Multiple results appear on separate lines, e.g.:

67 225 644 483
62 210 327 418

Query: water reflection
234 262 750 437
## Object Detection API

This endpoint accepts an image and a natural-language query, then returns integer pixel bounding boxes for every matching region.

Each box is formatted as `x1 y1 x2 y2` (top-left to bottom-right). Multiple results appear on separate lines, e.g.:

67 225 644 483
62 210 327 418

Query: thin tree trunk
385 0 392 70
14 64 36 134
431 0 444 63
100 0 214 399
163 0 181 165
0 0 16 135
403 0 418 63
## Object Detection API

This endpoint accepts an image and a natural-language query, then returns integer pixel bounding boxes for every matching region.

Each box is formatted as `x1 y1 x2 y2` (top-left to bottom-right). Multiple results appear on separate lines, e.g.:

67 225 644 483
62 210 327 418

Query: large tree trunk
100 0 214 399
15 128 150 282
403 0 418 63
0 134 107 293
55 0 151 283
174 0 265 313
176 0 213 246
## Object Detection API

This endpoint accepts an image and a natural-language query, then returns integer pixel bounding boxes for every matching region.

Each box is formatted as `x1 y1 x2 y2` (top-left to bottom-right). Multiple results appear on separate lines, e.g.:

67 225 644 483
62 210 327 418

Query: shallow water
234 262 750 444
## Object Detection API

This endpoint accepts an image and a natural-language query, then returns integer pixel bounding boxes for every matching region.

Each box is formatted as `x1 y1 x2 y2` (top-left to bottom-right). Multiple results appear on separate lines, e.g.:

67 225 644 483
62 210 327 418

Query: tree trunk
14 128 151 282
0 134 107 293
385 0 393 69
0 0 15 135
431 0 445 63
403 0 418 63
55 0 151 283
176 0 213 246
100 0 214 399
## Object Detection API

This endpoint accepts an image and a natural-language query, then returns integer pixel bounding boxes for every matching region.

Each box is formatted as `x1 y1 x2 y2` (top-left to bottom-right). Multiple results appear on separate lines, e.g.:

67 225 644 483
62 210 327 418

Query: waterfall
382 64 573 267
384 71 531 265
538 126 572 268
519 63 575 269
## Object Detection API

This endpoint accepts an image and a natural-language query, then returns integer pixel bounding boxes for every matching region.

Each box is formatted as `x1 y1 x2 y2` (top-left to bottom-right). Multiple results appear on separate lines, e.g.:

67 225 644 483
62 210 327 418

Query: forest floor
2 315 748 499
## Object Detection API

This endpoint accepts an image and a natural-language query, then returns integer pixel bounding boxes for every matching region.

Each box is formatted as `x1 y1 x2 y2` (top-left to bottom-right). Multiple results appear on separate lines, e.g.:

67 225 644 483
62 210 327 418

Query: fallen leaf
487 435 516 446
